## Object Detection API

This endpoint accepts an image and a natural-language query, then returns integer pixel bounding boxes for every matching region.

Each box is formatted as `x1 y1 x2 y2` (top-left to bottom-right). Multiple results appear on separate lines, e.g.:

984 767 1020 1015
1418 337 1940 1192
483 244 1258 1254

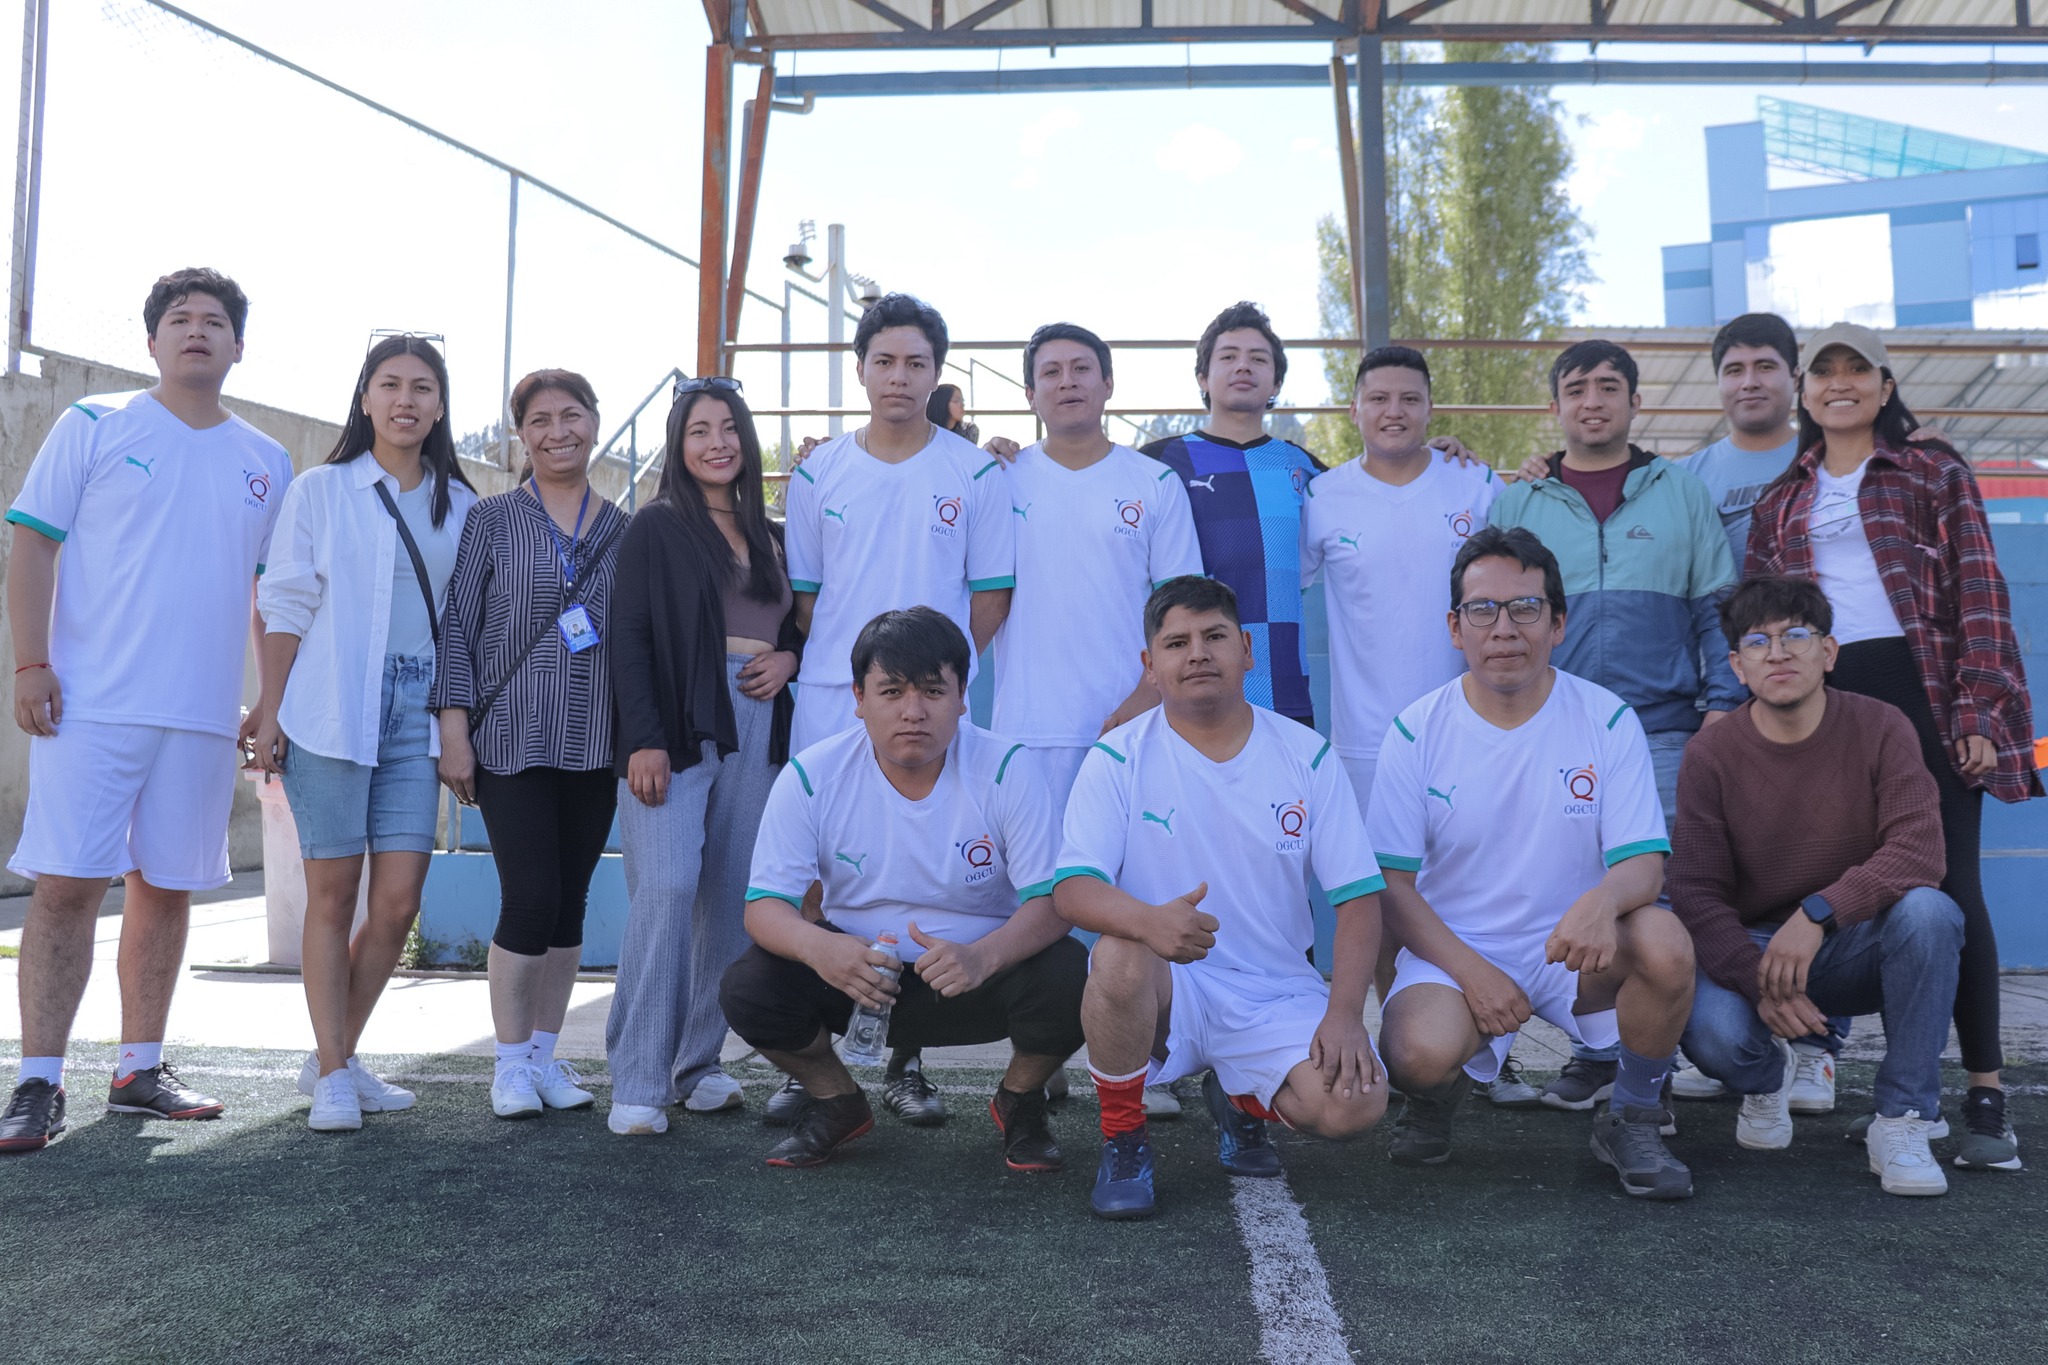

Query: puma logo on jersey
1142 808 1175 836
1012 503 1030 520
823 505 849 524
1427 785 1457 808
834 851 868 874
1336 533 1361 549
1188 476 1218 493
124 456 157 477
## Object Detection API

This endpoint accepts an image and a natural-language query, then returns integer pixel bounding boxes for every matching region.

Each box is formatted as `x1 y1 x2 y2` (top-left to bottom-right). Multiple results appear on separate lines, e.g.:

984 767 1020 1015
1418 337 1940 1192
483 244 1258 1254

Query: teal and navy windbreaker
1490 447 1741 735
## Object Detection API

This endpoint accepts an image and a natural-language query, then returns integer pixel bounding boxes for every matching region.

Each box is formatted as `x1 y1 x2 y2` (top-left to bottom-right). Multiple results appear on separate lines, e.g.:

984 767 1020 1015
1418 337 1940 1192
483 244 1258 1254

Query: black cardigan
608 504 801 776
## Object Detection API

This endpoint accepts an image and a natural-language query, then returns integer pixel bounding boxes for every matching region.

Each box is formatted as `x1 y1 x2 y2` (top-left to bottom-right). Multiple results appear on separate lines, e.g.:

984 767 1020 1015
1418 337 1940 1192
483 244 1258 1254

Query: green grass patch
0 944 17 958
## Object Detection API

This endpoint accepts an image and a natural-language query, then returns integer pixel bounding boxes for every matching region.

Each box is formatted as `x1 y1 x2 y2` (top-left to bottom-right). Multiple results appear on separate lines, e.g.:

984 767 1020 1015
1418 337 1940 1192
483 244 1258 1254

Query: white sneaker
297 1052 320 1098
1142 1085 1182 1119
348 1057 415 1113
534 1060 595 1110
1735 1040 1795 1151
307 1069 363 1132
1867 1111 1949 1196
491 1064 544 1119
1787 1042 1836 1115
684 1070 744 1112
1671 1065 1727 1100
607 1102 669 1136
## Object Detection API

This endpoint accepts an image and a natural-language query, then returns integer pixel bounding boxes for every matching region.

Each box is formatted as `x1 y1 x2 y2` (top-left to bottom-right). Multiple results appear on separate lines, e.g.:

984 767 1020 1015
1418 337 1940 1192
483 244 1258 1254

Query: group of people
0 270 2034 1217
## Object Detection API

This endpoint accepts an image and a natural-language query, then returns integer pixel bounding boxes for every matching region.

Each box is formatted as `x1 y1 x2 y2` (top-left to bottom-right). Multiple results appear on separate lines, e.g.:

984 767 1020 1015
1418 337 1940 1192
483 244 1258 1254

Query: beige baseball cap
1799 321 1889 374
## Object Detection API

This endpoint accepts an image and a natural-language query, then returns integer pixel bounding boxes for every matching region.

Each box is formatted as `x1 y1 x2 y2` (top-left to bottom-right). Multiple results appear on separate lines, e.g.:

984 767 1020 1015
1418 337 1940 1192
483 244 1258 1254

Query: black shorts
719 928 1087 1059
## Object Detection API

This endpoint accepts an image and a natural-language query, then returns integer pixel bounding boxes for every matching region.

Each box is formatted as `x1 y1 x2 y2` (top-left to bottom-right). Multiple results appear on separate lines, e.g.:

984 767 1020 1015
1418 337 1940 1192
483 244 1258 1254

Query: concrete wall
0 350 521 896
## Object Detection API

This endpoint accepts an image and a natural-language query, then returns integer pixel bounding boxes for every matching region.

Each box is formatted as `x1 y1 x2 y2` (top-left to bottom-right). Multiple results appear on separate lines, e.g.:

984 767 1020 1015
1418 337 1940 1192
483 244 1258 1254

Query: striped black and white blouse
430 485 628 776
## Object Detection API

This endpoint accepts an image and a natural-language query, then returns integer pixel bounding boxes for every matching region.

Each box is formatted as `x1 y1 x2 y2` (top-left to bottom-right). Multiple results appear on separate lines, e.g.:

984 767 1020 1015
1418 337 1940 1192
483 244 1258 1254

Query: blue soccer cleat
1203 1071 1283 1178
1091 1127 1158 1220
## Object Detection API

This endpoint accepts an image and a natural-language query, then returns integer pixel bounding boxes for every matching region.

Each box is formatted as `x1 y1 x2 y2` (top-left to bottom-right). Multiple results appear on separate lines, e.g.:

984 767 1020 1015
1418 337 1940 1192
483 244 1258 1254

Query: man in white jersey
1370 526 1698 1199
2 269 294 1153
994 322 1202 808
784 293 1015 753
1056 577 1389 1220
721 608 1084 1173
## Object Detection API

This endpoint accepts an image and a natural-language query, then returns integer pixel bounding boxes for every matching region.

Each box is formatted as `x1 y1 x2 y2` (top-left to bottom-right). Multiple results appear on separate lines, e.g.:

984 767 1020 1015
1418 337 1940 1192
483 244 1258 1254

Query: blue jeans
1680 887 1963 1118
282 654 440 859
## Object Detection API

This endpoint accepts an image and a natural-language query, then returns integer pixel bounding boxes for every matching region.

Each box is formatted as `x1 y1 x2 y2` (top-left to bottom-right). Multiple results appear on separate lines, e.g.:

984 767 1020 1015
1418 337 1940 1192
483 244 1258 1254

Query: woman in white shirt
250 335 478 1133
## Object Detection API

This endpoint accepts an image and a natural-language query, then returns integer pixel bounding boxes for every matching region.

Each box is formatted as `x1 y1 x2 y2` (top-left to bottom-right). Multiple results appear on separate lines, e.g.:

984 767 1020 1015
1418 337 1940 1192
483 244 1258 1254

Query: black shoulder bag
465 511 624 732
374 481 441 650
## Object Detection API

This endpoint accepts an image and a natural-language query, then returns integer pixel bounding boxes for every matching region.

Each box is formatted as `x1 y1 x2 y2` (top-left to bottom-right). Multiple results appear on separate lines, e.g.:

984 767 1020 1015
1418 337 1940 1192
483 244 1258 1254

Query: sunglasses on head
674 375 744 401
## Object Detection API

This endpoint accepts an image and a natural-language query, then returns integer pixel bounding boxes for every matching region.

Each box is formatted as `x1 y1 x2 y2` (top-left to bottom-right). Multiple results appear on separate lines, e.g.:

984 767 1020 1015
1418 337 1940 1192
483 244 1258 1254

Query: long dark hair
657 386 781 603
325 335 474 527
927 383 963 431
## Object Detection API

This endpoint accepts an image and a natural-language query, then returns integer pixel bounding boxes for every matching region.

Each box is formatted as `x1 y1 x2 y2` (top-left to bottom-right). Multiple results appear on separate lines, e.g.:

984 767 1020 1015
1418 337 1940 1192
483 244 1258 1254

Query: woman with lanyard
435 369 628 1121
604 376 801 1136
1749 322 2040 1174
251 334 477 1133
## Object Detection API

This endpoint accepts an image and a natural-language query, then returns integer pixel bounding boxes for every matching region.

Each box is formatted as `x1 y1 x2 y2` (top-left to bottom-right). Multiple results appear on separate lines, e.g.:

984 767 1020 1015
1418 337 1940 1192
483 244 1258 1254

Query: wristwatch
1798 895 1838 937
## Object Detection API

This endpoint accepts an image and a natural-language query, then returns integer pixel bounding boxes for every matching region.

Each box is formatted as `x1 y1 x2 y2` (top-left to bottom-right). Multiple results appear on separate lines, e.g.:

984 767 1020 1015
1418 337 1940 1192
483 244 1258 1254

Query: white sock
528 1030 559 1070
18 1056 64 1087
496 1039 533 1077
115 1042 163 1080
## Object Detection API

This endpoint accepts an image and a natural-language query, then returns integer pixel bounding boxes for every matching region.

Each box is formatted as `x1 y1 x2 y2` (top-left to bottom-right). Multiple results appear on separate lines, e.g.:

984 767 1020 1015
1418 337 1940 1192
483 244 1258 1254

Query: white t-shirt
1807 460 1904 645
744 722 1059 958
1367 669 1669 959
1300 456 1499 765
784 428 1016 687
6 390 293 738
1057 707 1386 987
994 443 1203 747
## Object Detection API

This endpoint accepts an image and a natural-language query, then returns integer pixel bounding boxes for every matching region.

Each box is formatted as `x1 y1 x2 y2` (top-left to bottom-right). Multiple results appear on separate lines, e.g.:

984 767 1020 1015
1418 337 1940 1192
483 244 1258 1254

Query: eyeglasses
1454 597 1547 626
674 375 744 401
1736 626 1821 659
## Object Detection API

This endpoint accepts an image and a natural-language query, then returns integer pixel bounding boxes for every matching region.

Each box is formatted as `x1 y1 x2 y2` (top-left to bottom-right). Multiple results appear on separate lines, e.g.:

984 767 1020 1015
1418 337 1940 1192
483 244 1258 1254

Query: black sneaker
1954 1087 2022 1172
1590 1103 1694 1200
0 1080 67 1154
1389 1074 1471 1166
990 1085 1063 1173
881 1053 947 1127
764 1091 875 1169
1202 1071 1282 1177
105 1063 224 1120
762 1075 808 1128
1540 1056 1616 1112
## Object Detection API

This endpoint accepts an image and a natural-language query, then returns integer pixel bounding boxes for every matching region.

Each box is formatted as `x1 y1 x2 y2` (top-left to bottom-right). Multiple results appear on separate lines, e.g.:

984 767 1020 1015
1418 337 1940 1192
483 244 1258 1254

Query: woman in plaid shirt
1749 321 2040 1175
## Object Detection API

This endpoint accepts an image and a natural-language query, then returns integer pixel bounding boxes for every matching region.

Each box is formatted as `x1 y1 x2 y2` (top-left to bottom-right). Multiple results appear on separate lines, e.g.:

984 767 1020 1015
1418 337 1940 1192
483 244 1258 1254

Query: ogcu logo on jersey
1113 497 1144 539
931 494 963 538
955 834 997 884
1445 507 1476 539
243 469 272 510
1560 762 1598 817
1271 799 1308 852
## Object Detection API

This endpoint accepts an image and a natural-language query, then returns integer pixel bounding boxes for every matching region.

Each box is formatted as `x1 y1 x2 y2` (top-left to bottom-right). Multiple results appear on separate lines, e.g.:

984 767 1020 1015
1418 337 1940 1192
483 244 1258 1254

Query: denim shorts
282 654 440 859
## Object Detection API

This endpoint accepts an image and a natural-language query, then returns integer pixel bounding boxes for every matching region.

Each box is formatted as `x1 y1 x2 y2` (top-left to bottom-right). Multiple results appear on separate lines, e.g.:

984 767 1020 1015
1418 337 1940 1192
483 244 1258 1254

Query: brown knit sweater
1668 688 1945 1003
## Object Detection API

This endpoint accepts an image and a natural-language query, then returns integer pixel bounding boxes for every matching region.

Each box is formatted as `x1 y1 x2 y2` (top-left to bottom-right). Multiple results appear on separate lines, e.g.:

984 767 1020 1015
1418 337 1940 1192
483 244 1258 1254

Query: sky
21 1 2048 450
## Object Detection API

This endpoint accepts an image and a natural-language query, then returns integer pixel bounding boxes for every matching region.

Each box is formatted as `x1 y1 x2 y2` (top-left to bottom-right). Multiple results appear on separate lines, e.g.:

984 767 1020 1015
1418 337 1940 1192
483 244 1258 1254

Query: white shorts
1385 945 1619 1084
1146 962 1362 1107
9 720 238 890
1033 744 1090 815
1339 752 1376 819
791 681 860 754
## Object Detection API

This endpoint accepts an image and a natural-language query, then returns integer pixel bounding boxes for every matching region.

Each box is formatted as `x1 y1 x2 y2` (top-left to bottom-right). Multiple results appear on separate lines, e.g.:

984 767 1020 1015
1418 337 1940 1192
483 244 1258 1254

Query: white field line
1230 1174 1355 1365
141 1064 1073 1098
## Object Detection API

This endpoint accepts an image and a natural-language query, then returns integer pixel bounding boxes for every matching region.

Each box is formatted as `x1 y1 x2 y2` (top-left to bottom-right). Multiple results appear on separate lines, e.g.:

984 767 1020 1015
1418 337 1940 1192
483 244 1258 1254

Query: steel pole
501 173 520 468
7 0 46 373
697 42 734 377
781 280 793 460
1355 36 1391 350
827 222 846 437
1330 49 1364 339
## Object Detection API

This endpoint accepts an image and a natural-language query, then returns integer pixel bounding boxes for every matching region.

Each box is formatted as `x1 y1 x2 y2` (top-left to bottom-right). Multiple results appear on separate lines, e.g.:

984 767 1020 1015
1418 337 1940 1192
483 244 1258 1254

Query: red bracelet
14 661 49 675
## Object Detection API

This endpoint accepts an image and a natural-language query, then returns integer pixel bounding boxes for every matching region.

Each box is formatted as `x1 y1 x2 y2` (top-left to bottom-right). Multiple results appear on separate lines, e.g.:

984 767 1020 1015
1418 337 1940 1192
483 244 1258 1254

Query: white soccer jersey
1367 669 1670 955
1057 707 1385 986
783 428 1015 687
994 443 1203 747
744 722 1059 958
5 391 293 738
1301 456 1499 765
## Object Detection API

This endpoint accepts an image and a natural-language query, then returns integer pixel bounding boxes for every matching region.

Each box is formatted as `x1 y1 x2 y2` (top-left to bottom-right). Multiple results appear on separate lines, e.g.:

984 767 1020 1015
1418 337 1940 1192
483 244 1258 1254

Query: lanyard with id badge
533 484 599 654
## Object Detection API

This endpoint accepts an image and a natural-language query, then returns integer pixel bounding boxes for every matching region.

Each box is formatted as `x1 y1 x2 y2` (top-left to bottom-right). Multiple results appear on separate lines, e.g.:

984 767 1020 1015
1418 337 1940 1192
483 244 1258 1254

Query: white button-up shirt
258 452 476 766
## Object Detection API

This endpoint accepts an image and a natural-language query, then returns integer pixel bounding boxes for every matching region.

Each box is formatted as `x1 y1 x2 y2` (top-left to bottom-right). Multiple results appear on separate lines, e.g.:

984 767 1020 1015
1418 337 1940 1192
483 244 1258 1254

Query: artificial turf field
2 1047 2045 1365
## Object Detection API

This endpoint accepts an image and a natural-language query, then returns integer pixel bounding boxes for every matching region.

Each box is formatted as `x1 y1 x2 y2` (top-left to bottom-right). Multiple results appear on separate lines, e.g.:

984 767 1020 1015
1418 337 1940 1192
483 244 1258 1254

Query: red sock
1091 1067 1147 1139
1228 1092 1284 1124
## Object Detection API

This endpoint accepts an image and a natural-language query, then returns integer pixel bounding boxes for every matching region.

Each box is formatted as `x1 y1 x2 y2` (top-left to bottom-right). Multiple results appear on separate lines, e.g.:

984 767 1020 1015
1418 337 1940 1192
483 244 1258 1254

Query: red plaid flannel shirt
1748 441 2041 805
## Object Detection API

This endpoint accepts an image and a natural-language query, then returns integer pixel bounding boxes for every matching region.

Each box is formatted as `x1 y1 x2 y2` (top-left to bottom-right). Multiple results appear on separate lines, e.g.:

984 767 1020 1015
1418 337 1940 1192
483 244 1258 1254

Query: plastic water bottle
838 933 902 1067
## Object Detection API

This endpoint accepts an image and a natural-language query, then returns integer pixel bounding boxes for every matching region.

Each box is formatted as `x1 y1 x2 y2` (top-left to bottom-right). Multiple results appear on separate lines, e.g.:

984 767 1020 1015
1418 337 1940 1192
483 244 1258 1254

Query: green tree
1310 43 1589 469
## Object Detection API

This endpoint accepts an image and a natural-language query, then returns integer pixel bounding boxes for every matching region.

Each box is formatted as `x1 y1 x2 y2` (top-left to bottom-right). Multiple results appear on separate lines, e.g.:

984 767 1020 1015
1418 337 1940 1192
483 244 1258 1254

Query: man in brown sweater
1669 576 1962 1197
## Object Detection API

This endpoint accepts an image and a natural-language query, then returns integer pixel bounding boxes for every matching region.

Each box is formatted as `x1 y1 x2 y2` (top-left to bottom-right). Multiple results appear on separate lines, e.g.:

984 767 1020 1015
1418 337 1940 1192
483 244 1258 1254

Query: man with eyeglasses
1667 577 1959 1195
1370 526 1697 1199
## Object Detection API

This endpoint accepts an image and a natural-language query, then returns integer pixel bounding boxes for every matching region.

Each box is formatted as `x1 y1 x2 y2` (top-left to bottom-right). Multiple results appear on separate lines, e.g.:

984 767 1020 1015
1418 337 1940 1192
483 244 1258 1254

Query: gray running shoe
1590 1103 1694 1200
881 1054 947 1127
105 1063 224 1120
1846 1110 1949 1142
1484 1057 1542 1108
1389 1074 1472 1166
1954 1089 2022 1172
1540 1056 1616 1112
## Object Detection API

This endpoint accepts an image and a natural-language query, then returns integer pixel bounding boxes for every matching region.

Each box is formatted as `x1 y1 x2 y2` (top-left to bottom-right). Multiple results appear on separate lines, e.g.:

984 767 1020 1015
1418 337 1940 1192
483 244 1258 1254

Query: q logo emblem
1272 799 1308 850
1116 498 1144 527
957 834 996 884
934 495 963 527
1446 508 1474 539
1560 763 1598 816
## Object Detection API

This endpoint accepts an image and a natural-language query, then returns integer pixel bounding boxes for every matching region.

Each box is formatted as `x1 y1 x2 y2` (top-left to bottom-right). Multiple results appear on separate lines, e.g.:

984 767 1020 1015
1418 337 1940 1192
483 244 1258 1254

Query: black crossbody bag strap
373 480 441 650
468 516 623 732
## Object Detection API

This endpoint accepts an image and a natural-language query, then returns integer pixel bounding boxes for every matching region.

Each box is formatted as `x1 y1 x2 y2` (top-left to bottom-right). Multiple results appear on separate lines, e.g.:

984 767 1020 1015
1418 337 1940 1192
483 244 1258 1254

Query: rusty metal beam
1330 52 1363 336
725 61 777 346
697 42 733 377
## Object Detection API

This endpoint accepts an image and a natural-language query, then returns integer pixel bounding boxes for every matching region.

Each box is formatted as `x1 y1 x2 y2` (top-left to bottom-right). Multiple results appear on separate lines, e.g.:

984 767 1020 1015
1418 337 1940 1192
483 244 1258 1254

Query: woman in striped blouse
434 369 629 1121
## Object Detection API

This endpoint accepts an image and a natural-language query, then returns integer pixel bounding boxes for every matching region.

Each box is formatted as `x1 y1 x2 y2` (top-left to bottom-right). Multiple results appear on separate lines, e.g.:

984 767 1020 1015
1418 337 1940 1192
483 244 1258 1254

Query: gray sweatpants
606 656 778 1108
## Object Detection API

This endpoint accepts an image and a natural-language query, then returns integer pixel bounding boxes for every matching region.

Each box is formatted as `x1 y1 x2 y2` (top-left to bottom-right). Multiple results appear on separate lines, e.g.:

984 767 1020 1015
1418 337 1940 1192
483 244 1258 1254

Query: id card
557 604 599 653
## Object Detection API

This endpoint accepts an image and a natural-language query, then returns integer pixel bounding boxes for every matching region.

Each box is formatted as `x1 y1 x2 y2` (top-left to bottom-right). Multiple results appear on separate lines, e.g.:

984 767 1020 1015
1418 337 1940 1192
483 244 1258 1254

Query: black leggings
1831 638 2001 1075
474 766 619 957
